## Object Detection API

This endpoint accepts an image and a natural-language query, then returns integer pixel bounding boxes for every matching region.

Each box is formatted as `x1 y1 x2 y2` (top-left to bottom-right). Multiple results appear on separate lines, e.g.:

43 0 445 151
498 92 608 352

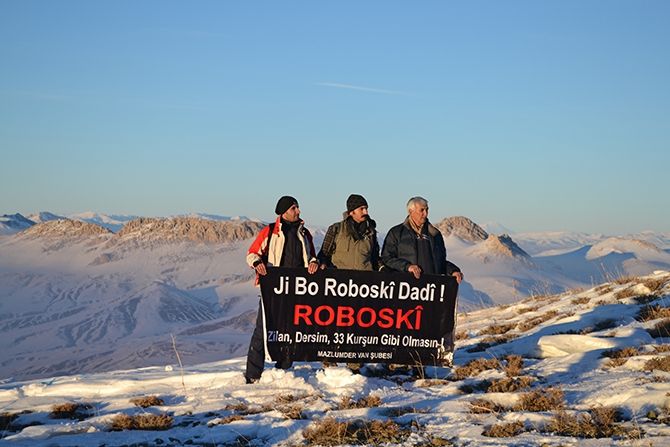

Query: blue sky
1 1 668 235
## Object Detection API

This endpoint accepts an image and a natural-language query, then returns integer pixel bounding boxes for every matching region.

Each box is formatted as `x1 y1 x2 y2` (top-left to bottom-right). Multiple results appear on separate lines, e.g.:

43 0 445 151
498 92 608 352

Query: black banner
259 267 459 367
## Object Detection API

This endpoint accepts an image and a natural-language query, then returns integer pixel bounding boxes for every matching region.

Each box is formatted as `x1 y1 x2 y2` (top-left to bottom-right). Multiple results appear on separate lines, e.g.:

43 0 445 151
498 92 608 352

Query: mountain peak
0 213 36 235
115 217 265 244
484 233 532 259
19 219 112 239
433 216 488 243
480 221 515 235
26 211 68 223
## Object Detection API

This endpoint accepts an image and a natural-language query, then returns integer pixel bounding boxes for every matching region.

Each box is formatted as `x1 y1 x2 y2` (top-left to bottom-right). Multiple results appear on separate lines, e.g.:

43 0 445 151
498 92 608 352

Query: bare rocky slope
434 216 489 243
481 233 533 260
19 219 112 239
115 217 264 244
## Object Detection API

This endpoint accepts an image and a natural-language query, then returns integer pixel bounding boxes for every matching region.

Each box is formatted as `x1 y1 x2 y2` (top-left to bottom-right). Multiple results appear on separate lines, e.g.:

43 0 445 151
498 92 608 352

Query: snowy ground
2 271 670 446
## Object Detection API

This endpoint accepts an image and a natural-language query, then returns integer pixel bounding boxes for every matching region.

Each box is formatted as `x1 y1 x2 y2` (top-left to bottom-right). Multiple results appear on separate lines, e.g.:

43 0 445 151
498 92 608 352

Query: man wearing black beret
244 196 319 383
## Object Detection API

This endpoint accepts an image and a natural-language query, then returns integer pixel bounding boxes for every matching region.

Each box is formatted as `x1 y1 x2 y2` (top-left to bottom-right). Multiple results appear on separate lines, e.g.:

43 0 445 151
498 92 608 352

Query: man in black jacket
380 196 463 377
381 196 463 283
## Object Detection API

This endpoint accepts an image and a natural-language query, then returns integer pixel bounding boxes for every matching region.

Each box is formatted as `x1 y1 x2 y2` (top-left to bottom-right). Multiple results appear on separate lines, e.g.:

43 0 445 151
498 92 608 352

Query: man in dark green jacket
381 196 463 283
317 194 380 271
317 194 380 373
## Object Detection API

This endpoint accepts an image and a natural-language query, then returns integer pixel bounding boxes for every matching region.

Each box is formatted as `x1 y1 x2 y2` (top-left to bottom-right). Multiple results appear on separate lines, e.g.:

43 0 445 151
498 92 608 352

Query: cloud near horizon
10 91 72 101
315 82 416 97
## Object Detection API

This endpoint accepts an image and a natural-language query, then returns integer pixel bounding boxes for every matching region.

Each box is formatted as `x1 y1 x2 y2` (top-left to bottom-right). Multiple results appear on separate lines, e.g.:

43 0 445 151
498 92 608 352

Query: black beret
275 196 298 215
346 194 368 213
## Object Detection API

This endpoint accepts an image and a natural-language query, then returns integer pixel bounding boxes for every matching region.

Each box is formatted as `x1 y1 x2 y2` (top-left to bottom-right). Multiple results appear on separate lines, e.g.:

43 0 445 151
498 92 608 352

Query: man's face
408 204 428 227
349 205 369 223
282 203 301 223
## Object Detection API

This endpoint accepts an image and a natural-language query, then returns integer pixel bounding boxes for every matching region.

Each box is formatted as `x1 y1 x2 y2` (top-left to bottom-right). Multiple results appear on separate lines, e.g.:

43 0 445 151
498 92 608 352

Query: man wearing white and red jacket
244 196 319 383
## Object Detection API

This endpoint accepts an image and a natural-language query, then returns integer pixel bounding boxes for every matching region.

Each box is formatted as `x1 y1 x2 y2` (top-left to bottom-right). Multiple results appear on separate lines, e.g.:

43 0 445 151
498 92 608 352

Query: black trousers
245 300 292 380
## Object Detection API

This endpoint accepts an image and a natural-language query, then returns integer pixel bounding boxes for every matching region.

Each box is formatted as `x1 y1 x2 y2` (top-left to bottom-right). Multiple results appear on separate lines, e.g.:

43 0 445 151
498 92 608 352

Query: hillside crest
434 216 489 243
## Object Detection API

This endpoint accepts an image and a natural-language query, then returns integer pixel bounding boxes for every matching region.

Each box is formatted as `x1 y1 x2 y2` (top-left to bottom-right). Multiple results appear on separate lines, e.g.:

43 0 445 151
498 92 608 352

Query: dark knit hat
346 194 368 213
275 196 298 215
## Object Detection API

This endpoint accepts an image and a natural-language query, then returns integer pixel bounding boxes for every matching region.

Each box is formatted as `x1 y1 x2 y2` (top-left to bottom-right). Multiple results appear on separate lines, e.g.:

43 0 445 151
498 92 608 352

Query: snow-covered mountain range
1 212 669 383
2 212 261 234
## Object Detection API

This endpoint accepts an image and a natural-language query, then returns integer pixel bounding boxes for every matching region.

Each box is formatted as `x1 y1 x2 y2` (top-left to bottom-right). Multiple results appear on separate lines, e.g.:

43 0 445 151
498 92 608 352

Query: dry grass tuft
614 287 637 300
274 393 321 419
487 376 534 393
602 347 639 359
557 310 577 321
280 404 307 420
643 356 670 372
454 355 525 381
454 331 470 341
109 413 174 431
594 284 613 295
604 357 629 368
222 402 267 415
468 398 506 414
276 393 311 404
516 306 539 315
338 395 382 410
130 395 164 408
482 333 520 345
483 420 525 437
636 375 668 384
640 277 668 293
386 406 430 417
224 402 249 412
638 304 670 322
571 296 591 305
50 403 93 420
528 292 558 303
502 355 525 377
452 358 501 380
653 343 670 353
560 320 617 336
479 323 516 336
515 386 565 412
302 417 408 446
466 333 519 353
468 333 520 353
545 407 632 438
218 414 244 425
517 310 559 332
260 404 276 413
613 276 636 285
417 379 449 388
423 436 454 446
647 319 670 339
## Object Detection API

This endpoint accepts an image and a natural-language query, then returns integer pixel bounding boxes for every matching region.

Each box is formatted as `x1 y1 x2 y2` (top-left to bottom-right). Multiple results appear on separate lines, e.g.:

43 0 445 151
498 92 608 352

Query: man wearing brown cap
244 195 319 383
317 194 380 373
